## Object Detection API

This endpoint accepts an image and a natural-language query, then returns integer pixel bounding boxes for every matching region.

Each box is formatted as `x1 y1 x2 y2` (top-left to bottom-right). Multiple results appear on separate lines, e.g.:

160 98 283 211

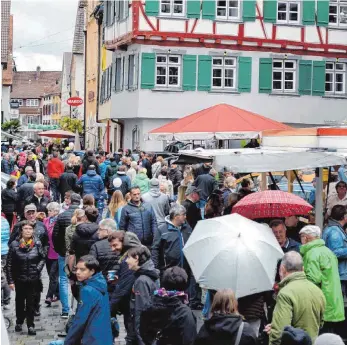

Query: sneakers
61 312 69 319
28 327 36 336
15 324 23 332
45 298 52 307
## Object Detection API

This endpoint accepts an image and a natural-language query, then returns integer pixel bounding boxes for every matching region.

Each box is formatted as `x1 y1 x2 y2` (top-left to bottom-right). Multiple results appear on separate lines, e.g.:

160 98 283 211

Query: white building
103 0 347 151
61 52 73 118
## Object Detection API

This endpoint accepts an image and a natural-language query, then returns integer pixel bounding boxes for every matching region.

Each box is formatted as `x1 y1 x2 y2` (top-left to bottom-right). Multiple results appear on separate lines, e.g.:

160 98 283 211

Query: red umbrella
232 190 313 219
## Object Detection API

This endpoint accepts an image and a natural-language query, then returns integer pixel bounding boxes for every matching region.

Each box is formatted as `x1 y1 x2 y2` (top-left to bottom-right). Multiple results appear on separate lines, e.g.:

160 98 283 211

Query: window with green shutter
198 55 212 91
187 0 201 18
243 0 256 22
259 58 272 93
317 0 329 26
238 57 252 93
302 0 315 25
145 0 159 16
298 60 313 95
183 55 197 91
263 0 277 23
312 61 326 96
202 0 215 20
141 53 155 89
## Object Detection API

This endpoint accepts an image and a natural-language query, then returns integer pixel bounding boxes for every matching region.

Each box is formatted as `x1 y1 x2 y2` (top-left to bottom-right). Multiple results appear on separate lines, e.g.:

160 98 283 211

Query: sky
11 0 79 71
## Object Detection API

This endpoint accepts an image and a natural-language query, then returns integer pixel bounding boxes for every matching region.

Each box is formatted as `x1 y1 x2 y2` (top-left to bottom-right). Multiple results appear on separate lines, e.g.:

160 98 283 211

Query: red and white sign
66 97 83 107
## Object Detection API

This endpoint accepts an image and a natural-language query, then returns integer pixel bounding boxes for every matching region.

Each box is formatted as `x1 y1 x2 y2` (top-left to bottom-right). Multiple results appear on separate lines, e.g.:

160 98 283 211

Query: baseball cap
185 186 201 196
150 178 159 188
24 204 37 213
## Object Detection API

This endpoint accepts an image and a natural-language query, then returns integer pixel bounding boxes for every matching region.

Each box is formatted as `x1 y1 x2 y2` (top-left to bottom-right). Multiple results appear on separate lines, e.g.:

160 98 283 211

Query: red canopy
38 129 76 138
148 104 292 140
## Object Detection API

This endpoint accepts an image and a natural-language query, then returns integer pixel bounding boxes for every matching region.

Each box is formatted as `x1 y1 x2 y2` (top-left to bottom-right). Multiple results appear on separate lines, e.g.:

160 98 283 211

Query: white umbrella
183 214 284 298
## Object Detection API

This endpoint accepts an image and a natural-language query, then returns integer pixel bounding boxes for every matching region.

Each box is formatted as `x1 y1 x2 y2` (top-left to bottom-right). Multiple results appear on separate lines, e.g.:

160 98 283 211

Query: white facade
1 85 11 123
72 54 85 121
103 0 347 150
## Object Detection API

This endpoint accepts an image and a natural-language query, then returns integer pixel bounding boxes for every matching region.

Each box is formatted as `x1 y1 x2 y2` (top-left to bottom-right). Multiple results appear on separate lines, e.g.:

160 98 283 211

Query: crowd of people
1 141 347 345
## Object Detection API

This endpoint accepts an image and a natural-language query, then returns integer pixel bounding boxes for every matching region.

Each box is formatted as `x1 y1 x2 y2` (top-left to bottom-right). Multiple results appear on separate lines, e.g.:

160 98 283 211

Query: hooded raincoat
133 172 150 194
77 170 104 200
300 239 344 322
64 272 113 345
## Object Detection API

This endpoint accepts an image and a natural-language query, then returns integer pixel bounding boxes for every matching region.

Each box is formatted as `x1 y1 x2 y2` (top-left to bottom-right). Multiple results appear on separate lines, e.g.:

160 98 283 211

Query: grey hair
281 251 303 273
169 204 186 220
209 169 217 177
25 166 33 172
99 218 118 232
299 225 321 238
47 202 60 213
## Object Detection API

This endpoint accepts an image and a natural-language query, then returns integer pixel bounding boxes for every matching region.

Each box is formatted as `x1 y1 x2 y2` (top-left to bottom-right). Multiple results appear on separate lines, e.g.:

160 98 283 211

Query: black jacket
52 204 80 257
181 199 202 230
89 238 120 278
1 188 18 214
59 170 78 197
9 220 49 256
238 292 265 322
24 194 50 215
193 174 218 201
6 238 46 284
82 155 100 175
168 168 183 194
194 164 211 178
130 260 160 345
17 181 35 215
195 314 257 345
142 159 153 179
140 295 197 345
152 217 192 274
69 222 99 261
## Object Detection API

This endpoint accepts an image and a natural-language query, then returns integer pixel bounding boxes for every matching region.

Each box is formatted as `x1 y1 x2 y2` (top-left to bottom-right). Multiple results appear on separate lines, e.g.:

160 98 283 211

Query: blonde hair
211 289 239 315
108 190 126 218
71 209 86 225
35 173 45 182
139 168 147 174
224 176 236 189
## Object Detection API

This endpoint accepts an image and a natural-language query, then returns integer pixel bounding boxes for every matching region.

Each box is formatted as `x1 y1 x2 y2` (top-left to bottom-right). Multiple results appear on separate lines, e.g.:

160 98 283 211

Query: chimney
36 66 41 80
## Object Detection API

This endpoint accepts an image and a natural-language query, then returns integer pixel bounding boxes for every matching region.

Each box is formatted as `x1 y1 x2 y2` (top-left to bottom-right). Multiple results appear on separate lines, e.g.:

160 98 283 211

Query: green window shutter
187 0 201 18
317 0 329 26
145 0 159 16
202 0 215 20
243 0 256 22
263 0 277 23
141 53 155 89
302 0 315 25
183 55 197 91
312 61 326 96
259 58 272 94
298 60 313 95
238 57 252 93
198 55 212 91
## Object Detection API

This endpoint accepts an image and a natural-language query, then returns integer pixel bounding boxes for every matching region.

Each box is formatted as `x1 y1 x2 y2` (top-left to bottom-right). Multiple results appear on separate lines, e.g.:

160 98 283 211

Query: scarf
49 216 58 225
154 288 189 304
19 238 35 250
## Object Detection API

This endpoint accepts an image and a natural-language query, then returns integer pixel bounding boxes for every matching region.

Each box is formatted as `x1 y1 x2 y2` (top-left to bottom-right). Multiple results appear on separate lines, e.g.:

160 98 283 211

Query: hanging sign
67 97 83 107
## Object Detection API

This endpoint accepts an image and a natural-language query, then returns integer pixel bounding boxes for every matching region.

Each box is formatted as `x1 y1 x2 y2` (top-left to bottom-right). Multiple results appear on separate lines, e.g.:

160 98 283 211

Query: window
128 55 135 89
25 99 39 107
132 126 140 151
11 99 23 106
272 59 297 92
27 116 34 124
106 0 115 26
118 0 129 21
160 0 185 16
155 55 181 87
277 1 300 24
212 57 237 89
216 0 240 20
329 0 347 26
325 62 346 94
115 57 122 92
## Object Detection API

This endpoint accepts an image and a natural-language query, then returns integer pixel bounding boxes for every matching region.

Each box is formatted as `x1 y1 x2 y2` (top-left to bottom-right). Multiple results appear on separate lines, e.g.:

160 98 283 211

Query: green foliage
59 117 83 134
1 119 21 133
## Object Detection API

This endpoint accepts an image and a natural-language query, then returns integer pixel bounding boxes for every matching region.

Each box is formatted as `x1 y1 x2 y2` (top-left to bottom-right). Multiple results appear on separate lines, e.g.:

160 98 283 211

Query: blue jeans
50 178 60 202
58 255 69 314
197 199 207 219
49 341 64 345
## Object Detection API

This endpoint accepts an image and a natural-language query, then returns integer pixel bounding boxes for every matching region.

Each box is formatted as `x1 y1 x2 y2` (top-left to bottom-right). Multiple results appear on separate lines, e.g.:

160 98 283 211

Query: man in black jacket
181 186 202 230
24 182 50 216
82 149 100 175
193 169 219 203
58 163 78 202
168 163 183 196
17 174 36 217
52 192 81 318
89 218 120 290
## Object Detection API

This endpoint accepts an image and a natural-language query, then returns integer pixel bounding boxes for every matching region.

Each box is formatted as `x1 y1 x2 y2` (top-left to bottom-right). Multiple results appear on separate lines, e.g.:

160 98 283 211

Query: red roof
150 104 292 134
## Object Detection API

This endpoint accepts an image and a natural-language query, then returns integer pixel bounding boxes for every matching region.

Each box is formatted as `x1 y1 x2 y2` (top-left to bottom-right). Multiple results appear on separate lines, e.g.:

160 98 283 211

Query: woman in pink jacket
43 202 60 306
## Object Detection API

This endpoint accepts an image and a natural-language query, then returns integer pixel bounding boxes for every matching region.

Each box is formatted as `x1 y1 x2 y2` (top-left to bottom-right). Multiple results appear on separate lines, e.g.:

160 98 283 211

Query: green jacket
132 173 150 194
270 272 325 345
300 239 345 322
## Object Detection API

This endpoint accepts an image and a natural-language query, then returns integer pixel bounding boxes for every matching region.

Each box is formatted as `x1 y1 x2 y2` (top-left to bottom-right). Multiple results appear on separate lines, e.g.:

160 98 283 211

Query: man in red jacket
47 151 65 202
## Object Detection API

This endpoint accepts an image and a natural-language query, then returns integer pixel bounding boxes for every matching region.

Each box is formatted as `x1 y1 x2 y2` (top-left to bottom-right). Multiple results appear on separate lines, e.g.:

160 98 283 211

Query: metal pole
315 167 324 230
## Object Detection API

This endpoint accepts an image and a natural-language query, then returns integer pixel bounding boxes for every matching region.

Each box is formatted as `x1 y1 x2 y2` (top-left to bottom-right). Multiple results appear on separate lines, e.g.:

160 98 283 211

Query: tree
1 119 21 134
59 117 83 134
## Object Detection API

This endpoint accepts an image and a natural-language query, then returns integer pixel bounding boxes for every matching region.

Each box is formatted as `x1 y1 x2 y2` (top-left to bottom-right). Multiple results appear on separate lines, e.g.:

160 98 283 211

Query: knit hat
280 326 312 345
150 178 159 188
314 334 344 345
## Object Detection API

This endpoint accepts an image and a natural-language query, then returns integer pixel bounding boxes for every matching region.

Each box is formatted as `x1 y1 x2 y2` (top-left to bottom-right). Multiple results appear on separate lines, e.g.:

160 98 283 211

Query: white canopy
179 148 347 173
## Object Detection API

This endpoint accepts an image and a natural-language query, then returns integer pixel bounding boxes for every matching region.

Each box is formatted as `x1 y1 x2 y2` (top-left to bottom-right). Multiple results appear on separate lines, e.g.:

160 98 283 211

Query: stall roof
178 148 347 173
